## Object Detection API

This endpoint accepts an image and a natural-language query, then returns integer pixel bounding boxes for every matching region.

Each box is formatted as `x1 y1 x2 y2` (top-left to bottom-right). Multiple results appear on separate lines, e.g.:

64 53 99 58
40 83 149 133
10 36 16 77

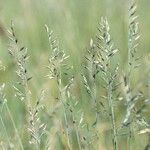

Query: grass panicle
122 1 150 149
8 22 46 150
45 24 73 150
8 21 32 107
82 38 100 126
28 90 46 150
96 17 119 150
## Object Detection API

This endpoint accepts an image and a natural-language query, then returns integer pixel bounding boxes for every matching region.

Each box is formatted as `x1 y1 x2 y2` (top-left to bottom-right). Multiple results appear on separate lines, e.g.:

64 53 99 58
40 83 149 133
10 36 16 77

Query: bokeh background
0 0 150 83
0 0 149 149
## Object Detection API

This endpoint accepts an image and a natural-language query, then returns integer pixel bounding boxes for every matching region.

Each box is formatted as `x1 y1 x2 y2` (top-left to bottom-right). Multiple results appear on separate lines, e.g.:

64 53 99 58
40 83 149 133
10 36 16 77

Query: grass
0 0 150 149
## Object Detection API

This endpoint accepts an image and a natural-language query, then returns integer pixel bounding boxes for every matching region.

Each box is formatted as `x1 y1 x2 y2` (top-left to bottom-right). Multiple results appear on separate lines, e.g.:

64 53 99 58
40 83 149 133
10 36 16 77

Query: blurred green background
0 0 149 149
0 0 150 77
0 0 150 84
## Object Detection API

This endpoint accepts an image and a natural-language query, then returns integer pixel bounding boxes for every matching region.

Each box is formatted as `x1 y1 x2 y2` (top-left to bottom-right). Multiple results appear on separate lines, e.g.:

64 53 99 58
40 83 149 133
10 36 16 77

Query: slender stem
5 103 24 150
91 60 99 150
36 141 40 150
126 0 135 148
70 105 82 150
107 82 118 150
75 126 82 150
127 130 131 150
92 68 98 125
0 115 11 146
57 77 72 150
89 45 98 126
0 103 11 146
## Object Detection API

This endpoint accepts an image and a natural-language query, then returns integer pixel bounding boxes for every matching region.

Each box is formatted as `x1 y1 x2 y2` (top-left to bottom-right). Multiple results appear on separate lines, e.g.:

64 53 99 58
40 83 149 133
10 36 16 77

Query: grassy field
0 0 150 149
